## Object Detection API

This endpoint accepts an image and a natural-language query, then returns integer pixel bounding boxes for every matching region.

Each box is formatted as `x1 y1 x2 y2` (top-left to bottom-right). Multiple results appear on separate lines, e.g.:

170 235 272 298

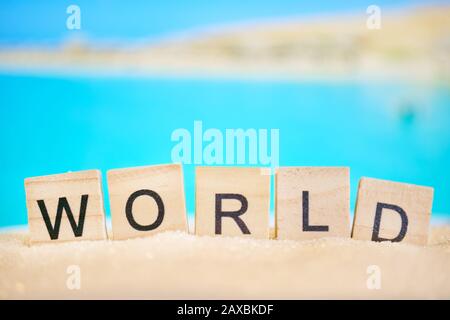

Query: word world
171 121 279 169
24 164 433 245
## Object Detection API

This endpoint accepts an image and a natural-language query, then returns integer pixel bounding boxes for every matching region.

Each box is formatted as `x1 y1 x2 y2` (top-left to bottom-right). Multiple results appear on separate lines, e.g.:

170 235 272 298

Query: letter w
37 195 88 240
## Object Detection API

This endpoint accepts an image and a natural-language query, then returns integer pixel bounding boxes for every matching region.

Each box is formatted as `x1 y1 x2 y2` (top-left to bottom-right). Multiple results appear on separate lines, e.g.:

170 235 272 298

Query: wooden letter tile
25 170 107 244
275 167 350 240
107 163 188 240
351 177 433 245
195 166 270 239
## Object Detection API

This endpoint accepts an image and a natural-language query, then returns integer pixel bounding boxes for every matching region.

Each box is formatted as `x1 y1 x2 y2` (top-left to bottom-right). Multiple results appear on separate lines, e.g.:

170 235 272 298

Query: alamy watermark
66 5 81 30
366 5 381 30
366 265 381 290
171 121 279 171
66 265 81 290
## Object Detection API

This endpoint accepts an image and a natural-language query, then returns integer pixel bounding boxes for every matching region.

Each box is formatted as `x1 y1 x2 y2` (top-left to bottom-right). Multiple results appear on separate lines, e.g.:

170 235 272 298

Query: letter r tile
195 166 270 239
24 170 107 244
107 164 188 240
352 177 433 245
275 167 350 240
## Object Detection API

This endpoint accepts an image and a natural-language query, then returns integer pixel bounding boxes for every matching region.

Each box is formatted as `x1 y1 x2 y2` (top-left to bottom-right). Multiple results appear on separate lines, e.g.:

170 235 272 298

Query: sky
0 0 445 44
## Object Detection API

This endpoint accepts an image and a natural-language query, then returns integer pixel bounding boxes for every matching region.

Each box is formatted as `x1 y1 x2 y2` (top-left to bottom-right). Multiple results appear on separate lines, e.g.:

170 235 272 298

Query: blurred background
0 0 449 227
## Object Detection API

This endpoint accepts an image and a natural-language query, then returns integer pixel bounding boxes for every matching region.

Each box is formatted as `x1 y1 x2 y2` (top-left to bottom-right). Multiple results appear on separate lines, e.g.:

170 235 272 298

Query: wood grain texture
275 167 350 240
25 170 107 244
107 163 188 240
195 166 270 239
352 177 434 245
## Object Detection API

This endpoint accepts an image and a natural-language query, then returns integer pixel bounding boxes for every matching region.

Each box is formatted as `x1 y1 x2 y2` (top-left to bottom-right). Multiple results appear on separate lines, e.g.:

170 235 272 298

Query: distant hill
0 5 448 82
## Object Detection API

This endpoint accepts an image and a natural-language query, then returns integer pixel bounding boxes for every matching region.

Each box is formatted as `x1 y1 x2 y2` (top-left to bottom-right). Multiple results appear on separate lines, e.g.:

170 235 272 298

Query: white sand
1 226 449 299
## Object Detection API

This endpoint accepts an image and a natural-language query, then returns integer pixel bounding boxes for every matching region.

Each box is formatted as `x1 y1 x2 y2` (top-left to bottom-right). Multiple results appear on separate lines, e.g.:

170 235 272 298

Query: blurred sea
0 73 449 226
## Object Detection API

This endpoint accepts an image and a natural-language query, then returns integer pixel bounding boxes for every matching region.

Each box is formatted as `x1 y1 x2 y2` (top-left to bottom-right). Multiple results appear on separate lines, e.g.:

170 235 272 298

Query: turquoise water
0 73 449 227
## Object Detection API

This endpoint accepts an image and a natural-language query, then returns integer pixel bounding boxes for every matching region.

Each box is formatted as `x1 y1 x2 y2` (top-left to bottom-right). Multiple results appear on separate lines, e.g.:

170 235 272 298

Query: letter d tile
352 177 433 245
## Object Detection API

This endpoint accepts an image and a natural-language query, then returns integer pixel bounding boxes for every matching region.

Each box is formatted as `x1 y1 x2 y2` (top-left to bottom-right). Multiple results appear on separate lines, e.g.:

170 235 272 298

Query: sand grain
0 227 449 299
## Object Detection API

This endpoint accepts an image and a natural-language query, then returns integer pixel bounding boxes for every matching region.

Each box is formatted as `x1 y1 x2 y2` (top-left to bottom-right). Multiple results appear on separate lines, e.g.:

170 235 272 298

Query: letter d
372 202 408 242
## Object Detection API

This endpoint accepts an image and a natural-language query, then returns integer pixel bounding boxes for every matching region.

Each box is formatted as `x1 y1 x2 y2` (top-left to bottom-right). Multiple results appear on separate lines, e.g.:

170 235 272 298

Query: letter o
125 189 164 231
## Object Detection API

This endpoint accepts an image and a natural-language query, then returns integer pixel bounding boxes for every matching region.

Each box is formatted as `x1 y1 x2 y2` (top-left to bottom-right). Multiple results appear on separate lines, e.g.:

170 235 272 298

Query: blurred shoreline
0 4 448 82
